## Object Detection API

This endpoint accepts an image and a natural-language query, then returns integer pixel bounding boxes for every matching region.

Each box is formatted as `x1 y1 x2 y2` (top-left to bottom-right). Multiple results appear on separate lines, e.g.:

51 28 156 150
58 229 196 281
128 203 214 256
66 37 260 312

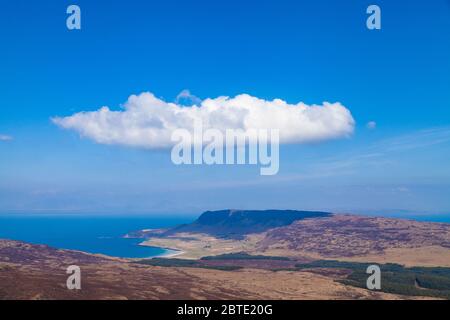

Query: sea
0 214 194 259
0 213 448 259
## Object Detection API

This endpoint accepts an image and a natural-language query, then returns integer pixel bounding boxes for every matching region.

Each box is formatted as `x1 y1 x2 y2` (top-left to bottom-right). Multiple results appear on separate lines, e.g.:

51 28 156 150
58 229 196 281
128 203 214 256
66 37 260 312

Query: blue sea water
0 214 194 258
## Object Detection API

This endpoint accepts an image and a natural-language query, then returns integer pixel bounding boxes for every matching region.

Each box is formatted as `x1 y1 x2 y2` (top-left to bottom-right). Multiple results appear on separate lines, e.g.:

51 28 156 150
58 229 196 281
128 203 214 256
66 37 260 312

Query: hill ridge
165 209 332 238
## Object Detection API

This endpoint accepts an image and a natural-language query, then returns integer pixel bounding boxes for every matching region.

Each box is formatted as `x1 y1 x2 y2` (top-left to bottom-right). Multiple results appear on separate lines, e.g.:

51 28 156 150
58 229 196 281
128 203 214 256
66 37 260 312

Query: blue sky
0 0 449 215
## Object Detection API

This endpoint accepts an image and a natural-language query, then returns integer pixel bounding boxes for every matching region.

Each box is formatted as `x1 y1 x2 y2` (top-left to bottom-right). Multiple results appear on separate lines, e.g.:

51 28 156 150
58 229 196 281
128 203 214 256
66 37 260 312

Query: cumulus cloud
52 92 355 149
0 134 13 141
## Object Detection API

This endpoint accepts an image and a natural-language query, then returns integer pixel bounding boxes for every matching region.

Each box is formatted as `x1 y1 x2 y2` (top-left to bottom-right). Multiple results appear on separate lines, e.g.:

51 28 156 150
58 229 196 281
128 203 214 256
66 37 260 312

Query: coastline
156 249 185 258
138 241 185 258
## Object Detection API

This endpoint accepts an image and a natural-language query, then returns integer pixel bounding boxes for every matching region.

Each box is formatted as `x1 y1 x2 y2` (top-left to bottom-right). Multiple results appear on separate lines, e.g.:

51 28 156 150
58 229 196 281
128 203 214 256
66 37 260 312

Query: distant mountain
164 209 332 239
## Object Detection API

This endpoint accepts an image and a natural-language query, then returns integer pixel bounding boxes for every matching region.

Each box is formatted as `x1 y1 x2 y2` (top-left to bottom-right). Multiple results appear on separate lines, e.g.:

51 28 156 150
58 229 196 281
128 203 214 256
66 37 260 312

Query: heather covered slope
257 214 450 266
0 239 415 300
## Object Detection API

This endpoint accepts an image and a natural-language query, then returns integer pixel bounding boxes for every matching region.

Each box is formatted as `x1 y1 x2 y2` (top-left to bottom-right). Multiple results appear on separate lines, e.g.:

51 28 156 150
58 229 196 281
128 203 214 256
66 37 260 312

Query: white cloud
366 121 377 130
52 92 355 149
0 134 13 141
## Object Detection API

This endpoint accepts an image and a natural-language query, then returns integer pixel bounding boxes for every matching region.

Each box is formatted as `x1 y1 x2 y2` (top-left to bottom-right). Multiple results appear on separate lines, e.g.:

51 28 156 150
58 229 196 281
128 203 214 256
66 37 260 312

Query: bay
0 214 193 258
